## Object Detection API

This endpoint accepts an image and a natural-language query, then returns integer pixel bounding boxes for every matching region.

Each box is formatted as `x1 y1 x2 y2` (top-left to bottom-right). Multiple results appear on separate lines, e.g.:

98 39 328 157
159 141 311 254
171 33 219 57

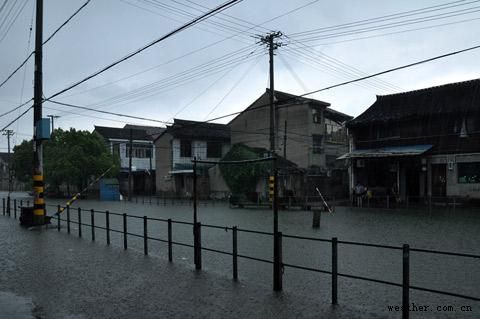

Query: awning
169 169 194 174
337 144 433 160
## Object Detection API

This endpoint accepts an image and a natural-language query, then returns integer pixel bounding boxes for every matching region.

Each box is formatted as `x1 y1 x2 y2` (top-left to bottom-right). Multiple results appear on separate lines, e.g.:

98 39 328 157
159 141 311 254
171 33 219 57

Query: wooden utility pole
128 128 133 201
259 31 283 291
33 0 45 225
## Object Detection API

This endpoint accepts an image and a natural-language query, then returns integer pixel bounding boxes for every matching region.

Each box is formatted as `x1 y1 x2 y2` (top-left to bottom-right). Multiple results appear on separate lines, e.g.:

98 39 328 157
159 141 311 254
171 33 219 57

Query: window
312 134 323 154
458 162 480 183
125 144 152 158
207 141 222 158
180 139 192 157
325 119 341 134
313 112 322 124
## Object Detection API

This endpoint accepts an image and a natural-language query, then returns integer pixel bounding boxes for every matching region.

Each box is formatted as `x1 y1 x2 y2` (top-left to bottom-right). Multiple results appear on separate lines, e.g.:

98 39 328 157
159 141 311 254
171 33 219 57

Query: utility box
100 178 120 201
36 118 51 140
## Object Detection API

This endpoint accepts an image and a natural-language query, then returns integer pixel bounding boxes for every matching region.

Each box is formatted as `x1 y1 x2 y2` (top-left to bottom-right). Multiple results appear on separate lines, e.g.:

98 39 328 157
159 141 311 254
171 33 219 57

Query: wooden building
341 79 480 201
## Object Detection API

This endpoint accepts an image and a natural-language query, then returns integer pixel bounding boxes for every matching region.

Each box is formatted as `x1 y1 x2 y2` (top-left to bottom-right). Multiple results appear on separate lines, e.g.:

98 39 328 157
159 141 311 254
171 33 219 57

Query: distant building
94 125 164 195
342 79 480 201
154 119 230 198
228 89 352 198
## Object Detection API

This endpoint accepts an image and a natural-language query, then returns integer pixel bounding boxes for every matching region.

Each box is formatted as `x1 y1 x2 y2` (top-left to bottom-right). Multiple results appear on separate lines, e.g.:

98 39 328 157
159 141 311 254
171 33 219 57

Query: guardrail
1 197 479 319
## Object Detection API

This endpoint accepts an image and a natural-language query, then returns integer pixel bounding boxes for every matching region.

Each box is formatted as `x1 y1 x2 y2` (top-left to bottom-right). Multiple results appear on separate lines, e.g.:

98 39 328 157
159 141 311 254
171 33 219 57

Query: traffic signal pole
33 0 45 225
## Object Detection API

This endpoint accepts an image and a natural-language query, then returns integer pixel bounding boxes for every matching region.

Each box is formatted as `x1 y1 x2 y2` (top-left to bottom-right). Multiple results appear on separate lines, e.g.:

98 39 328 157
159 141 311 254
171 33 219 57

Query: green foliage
13 128 119 193
219 144 270 195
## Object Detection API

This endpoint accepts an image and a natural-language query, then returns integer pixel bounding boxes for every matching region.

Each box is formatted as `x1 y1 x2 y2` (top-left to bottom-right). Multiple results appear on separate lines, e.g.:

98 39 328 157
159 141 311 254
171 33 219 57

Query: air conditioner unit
356 159 365 168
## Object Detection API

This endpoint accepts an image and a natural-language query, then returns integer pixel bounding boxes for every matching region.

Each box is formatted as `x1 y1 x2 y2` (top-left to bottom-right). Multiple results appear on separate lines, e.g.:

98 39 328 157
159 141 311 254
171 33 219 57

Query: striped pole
33 174 46 224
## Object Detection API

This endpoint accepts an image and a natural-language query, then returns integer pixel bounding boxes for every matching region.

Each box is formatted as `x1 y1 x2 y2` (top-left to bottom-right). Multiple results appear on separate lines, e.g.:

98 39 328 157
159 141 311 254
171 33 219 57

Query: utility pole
128 128 133 201
3 130 14 193
47 115 60 133
283 120 287 160
33 0 45 225
259 31 283 291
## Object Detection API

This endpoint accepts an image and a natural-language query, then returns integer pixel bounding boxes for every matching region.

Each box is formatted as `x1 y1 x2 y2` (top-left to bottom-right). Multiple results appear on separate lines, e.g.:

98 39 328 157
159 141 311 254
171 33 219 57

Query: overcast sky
1 0 480 150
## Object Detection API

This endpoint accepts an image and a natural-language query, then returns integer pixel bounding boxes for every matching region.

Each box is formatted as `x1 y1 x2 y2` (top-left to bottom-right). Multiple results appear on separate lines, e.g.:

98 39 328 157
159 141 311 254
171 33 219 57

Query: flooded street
4 192 478 318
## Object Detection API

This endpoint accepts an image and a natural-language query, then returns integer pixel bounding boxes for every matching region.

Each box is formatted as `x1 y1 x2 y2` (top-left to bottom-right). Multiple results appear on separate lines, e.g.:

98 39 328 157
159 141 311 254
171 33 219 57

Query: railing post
57 205 61 231
332 237 338 305
2 198 5 215
78 208 82 238
273 231 283 291
194 222 202 270
67 206 71 234
232 226 238 281
105 210 110 245
123 213 127 250
20 199 23 207
168 218 173 262
91 209 95 241
14 199 17 219
402 244 410 319
7 196 10 216
143 216 148 255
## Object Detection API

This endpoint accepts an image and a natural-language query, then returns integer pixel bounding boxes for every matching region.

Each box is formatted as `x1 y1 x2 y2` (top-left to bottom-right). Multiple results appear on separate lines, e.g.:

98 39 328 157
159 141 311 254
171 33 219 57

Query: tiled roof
94 125 153 141
163 119 230 141
348 78 480 127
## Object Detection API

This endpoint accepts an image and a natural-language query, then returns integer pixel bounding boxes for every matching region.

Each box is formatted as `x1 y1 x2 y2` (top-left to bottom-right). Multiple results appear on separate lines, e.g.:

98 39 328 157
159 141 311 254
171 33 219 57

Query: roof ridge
377 78 480 99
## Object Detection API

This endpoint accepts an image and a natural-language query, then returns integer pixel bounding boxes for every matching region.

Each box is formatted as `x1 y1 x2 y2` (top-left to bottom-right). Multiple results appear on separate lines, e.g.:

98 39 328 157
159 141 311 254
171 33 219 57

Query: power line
59 0 321 100
0 105 32 131
0 99 32 119
45 0 244 101
0 0 29 44
0 0 92 91
43 0 91 45
290 4 480 43
47 100 172 125
290 0 478 37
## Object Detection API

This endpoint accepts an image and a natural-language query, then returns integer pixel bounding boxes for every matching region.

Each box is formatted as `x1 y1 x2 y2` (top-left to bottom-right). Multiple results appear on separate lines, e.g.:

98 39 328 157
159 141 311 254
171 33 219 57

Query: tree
13 128 119 196
219 144 270 196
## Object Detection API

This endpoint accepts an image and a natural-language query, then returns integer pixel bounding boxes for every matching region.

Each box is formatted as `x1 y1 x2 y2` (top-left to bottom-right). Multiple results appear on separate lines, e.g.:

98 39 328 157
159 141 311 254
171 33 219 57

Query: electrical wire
44 0 244 101
0 0 92 90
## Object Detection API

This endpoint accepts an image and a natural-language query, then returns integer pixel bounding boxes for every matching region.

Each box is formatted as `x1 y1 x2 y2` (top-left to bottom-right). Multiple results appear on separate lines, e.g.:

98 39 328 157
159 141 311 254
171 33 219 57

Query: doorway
431 164 446 197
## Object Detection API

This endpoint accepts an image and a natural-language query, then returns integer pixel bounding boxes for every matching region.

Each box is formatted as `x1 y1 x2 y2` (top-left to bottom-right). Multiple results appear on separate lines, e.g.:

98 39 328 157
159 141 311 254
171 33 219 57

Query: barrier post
123 213 127 250
106 210 110 245
90 209 95 241
332 237 338 305
232 226 238 281
143 216 148 255
402 244 410 319
167 219 172 262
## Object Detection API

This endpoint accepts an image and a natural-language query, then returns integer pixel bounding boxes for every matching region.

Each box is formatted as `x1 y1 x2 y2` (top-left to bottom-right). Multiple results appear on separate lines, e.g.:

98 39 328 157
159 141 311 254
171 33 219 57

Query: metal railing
1 197 479 319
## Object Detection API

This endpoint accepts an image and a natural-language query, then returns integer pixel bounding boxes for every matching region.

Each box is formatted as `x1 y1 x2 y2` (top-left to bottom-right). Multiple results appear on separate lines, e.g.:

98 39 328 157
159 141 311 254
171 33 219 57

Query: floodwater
3 192 480 318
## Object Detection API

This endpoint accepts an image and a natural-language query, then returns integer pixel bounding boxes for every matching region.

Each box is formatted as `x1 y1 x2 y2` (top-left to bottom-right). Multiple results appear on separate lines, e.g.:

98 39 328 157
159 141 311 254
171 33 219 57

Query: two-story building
342 78 480 201
94 125 164 195
155 119 230 198
229 89 352 198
